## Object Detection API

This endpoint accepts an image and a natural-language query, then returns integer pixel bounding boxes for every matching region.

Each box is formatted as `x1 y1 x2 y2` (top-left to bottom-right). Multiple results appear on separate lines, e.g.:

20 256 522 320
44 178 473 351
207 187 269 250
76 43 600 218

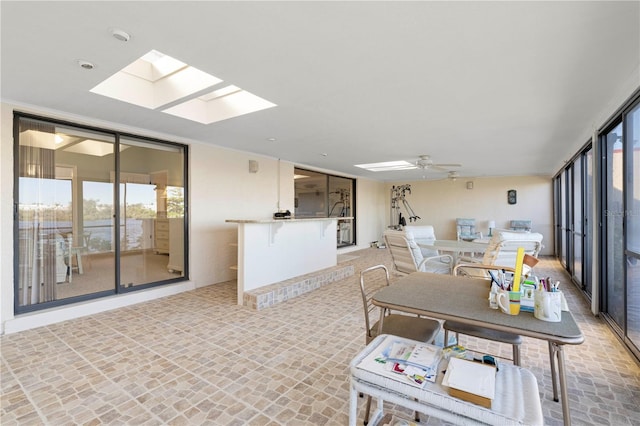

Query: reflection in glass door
119 137 185 288
603 123 625 330
559 170 568 268
15 115 188 313
584 147 593 297
294 167 356 247
328 175 355 247
572 157 583 287
625 103 640 357
15 116 116 311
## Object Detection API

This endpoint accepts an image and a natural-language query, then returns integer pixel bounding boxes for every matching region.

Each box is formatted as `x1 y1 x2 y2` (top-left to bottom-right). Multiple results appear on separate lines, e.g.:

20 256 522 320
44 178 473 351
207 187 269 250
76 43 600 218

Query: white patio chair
456 218 482 241
358 265 441 424
383 229 453 275
510 219 532 232
456 229 543 279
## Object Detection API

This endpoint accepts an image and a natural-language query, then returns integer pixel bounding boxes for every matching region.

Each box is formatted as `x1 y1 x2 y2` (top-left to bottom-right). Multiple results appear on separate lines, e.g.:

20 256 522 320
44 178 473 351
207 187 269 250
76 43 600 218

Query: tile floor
2 248 639 425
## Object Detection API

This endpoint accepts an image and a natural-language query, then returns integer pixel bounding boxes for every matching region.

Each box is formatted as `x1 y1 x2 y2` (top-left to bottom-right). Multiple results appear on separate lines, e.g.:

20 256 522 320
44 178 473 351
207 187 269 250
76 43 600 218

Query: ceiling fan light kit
415 155 462 171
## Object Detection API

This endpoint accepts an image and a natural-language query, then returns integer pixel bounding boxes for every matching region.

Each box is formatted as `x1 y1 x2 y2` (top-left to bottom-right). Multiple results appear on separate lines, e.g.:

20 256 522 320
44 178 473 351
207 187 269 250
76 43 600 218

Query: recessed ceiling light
78 60 94 70
267 137 277 142
111 28 131 42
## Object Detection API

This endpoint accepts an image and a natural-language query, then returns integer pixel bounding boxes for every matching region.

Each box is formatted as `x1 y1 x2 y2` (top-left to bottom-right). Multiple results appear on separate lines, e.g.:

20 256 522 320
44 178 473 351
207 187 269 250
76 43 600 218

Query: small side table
349 334 543 426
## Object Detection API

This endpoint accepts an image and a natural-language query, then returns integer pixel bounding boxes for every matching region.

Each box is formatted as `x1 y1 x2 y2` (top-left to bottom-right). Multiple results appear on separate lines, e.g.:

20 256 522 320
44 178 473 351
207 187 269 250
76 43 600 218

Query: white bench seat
349 334 543 426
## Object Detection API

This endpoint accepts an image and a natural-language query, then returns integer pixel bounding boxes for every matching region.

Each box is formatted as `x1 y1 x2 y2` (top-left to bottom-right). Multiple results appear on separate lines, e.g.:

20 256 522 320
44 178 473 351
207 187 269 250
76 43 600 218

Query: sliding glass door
118 137 185 288
603 123 625 330
624 103 640 355
294 168 356 247
554 143 593 297
14 114 187 313
16 117 116 308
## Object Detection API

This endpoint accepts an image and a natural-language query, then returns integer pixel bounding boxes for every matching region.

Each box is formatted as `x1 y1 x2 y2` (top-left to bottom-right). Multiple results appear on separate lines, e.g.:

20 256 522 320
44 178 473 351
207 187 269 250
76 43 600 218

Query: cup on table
497 289 521 315
534 290 563 322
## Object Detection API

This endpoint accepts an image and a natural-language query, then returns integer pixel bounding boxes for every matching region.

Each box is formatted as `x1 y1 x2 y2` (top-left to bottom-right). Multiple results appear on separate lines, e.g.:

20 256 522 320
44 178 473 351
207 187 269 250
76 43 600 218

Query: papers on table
361 338 442 388
442 357 496 408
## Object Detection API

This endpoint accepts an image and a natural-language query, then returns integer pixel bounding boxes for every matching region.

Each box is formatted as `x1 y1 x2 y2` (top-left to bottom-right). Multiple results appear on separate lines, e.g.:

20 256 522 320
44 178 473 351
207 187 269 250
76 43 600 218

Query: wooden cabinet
154 219 170 254
154 218 184 272
167 218 184 273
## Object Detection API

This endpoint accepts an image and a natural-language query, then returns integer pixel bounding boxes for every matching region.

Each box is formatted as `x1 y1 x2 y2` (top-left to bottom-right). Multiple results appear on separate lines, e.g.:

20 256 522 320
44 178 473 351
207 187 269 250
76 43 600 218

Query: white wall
0 104 14 334
0 101 553 332
0 102 384 332
384 176 553 255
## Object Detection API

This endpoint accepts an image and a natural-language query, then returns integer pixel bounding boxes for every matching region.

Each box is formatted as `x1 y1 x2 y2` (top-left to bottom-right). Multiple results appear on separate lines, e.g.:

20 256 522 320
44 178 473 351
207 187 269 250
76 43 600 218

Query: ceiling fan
421 171 461 181
414 155 461 172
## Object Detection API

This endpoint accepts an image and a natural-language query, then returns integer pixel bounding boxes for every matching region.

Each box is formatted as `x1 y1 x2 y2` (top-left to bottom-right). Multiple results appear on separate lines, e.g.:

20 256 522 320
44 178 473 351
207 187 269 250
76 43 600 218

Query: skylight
90 50 276 123
354 160 417 172
162 85 276 125
91 50 221 110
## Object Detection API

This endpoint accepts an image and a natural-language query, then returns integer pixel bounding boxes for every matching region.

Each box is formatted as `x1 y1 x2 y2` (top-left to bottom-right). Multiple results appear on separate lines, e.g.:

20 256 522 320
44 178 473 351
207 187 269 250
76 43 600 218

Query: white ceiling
2 1 639 181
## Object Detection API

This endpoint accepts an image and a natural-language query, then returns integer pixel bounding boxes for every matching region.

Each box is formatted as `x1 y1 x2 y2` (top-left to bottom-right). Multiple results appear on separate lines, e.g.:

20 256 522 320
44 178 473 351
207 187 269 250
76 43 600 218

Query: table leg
548 341 559 402
349 381 357 426
556 344 571 426
377 308 386 335
549 342 571 425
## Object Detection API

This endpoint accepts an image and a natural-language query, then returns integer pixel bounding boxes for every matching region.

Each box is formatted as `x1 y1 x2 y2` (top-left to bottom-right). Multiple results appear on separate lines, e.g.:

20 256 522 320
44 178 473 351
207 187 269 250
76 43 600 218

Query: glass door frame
13 112 189 313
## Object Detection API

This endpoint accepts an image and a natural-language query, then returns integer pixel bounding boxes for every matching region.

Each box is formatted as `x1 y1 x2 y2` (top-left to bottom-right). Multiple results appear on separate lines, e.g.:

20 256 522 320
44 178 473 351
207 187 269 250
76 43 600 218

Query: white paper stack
442 357 496 408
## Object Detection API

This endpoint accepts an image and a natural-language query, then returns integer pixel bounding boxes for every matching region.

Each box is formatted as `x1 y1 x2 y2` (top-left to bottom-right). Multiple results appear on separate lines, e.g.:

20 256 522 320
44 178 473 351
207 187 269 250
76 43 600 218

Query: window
294 168 356 247
14 114 188 312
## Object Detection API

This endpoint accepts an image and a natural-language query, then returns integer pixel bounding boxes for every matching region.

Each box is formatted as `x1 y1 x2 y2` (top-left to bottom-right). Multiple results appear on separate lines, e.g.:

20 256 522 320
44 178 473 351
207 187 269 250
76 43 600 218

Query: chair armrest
456 255 481 265
418 254 454 274
421 254 453 264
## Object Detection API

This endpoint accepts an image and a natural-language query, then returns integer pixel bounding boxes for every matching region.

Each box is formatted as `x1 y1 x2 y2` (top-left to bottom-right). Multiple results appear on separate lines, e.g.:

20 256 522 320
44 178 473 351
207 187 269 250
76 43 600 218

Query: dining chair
510 219 533 232
443 263 522 366
455 229 543 279
402 224 442 258
383 229 453 275
455 218 482 241
358 264 441 424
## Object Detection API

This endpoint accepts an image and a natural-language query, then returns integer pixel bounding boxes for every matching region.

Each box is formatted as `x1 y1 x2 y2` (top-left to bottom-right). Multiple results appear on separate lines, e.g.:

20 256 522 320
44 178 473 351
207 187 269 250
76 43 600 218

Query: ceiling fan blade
434 163 462 168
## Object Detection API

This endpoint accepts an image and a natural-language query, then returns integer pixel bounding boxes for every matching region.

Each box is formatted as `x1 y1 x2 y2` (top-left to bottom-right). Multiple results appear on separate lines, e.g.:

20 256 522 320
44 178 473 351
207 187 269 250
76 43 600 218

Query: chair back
383 229 423 275
456 218 481 241
482 229 543 269
403 225 438 257
510 220 532 232
359 265 391 342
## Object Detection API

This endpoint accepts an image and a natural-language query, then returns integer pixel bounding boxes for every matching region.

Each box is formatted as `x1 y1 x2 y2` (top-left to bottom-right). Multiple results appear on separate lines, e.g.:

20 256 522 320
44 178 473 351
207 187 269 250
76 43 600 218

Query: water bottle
489 282 499 309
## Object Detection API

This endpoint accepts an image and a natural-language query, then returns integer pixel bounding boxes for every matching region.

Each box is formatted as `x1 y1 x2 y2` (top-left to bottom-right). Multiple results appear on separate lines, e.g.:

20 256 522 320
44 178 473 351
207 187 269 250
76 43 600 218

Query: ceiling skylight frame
90 49 277 124
354 160 417 172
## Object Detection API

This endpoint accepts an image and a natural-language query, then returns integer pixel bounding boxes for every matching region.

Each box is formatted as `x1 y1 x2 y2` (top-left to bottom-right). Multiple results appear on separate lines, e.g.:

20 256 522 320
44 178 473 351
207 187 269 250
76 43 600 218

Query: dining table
417 239 488 263
372 272 584 426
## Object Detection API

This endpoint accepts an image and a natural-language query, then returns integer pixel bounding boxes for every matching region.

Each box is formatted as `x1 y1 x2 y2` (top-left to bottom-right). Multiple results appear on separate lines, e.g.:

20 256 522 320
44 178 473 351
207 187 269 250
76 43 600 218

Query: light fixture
488 220 496 237
78 60 94 70
354 160 415 171
111 28 131 42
